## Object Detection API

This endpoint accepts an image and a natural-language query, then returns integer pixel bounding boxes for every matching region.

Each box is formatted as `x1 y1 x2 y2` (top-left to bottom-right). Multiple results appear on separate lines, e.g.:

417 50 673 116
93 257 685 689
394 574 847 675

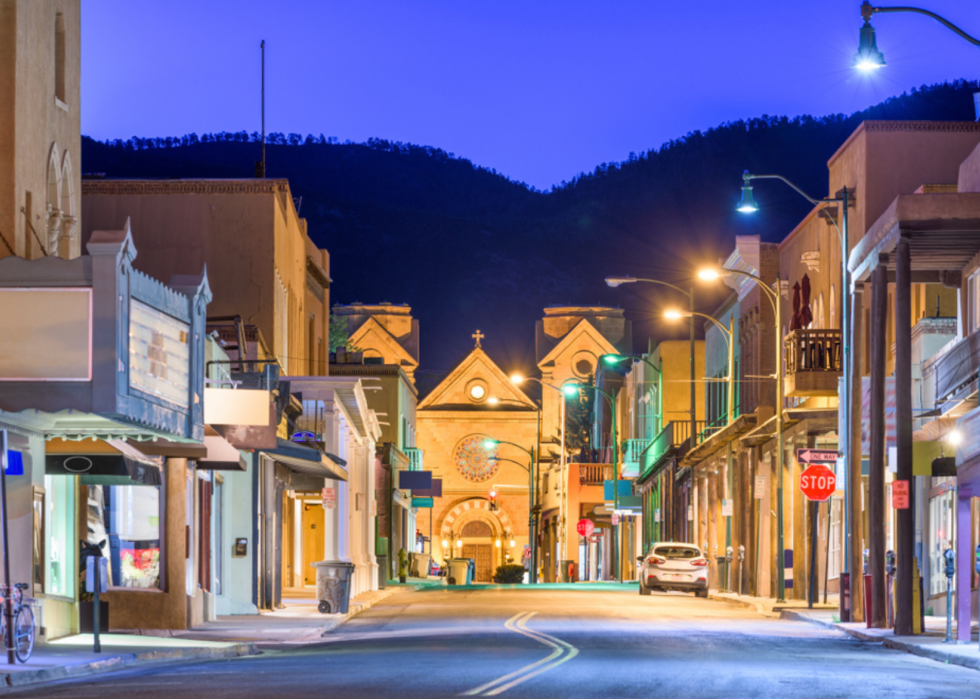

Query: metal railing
640 421 693 479
404 447 423 472
932 326 980 403
784 329 842 375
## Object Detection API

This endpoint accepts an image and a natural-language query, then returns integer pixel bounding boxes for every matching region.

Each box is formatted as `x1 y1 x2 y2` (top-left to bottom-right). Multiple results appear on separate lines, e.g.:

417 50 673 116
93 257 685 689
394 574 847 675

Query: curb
319 586 404 638
707 593 769 616
0 642 257 692
779 609 980 672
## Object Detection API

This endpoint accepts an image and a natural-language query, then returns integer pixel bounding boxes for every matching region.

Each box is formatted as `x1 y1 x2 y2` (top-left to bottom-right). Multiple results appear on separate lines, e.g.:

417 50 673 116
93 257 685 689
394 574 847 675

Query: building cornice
828 121 980 168
82 179 292 196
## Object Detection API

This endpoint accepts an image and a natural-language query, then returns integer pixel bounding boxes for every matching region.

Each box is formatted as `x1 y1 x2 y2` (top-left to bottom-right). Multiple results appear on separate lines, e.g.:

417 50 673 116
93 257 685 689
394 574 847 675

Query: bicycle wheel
13 607 33 662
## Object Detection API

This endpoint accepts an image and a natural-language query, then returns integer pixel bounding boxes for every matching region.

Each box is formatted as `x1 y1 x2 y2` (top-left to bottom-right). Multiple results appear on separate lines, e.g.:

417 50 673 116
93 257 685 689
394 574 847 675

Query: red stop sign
800 464 837 501
576 518 595 537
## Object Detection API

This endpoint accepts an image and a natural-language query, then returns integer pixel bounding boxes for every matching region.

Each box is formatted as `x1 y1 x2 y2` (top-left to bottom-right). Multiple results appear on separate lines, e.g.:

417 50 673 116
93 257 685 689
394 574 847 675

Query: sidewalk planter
79 601 110 633
313 560 355 614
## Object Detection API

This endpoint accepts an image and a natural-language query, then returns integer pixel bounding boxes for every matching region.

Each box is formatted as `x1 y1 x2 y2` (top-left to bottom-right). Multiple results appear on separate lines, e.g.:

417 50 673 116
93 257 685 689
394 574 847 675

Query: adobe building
81 178 331 376
0 0 81 259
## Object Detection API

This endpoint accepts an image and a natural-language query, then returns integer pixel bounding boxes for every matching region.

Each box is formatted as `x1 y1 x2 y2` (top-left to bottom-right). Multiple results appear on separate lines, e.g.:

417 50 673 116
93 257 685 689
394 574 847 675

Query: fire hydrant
398 548 408 583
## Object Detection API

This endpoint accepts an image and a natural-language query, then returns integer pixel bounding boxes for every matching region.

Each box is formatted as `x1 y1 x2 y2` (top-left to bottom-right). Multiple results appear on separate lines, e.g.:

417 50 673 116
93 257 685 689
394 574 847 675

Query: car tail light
646 555 666 565
690 558 709 567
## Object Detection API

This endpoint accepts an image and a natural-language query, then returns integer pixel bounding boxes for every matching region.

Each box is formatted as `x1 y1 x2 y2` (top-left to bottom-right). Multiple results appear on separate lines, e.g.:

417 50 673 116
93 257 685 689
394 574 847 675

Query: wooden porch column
894 233 914 635
868 255 888 628
849 283 866 622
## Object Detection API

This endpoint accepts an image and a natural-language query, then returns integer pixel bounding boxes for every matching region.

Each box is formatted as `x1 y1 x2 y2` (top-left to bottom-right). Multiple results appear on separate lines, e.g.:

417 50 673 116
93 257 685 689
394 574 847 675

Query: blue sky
81 0 978 190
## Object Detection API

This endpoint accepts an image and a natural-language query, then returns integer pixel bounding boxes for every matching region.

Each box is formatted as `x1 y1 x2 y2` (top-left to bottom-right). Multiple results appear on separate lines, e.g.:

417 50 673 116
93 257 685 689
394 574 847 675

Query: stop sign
800 464 837 501
576 518 595 537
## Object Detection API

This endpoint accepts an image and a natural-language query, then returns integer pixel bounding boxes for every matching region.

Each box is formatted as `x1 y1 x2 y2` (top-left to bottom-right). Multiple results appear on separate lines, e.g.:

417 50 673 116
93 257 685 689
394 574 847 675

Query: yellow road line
461 612 578 696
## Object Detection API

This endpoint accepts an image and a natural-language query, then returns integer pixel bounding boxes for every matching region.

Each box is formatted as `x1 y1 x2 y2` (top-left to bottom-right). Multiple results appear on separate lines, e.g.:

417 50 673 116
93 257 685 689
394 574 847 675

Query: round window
571 351 597 379
454 435 500 483
470 385 486 400
466 378 489 403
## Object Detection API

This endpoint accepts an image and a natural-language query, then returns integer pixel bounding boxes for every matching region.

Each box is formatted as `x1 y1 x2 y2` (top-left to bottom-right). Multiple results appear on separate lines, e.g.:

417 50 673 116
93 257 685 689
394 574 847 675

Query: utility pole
256 40 266 178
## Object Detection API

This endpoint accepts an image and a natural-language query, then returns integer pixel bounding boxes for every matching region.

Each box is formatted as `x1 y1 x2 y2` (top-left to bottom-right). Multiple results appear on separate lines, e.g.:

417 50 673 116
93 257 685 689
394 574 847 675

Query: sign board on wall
721 499 733 517
322 487 336 510
754 474 766 499
891 480 910 510
129 299 190 407
0 288 92 380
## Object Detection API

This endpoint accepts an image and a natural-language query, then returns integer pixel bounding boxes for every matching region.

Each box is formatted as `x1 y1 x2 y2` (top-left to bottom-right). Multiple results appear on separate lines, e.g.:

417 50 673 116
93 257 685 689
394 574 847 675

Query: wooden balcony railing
579 463 613 486
932 327 980 402
784 329 842 375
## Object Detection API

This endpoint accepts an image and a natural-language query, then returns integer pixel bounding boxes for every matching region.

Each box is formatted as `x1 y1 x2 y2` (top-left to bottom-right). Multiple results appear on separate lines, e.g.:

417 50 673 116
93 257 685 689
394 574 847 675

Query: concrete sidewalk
708 590 839 617
0 634 255 692
782 607 980 671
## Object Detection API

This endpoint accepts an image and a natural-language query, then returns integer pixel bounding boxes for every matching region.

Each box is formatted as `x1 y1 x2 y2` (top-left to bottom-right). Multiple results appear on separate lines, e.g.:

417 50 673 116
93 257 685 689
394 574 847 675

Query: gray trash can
312 560 355 614
466 558 476 584
447 558 470 585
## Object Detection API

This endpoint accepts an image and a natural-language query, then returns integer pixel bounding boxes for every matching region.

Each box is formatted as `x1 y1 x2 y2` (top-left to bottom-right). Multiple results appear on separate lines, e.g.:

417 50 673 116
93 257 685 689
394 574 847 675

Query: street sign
576 518 595 537
754 474 766 499
891 480 909 510
523 545 531 559
611 513 620 526
796 448 839 465
800 464 836 501
411 497 434 508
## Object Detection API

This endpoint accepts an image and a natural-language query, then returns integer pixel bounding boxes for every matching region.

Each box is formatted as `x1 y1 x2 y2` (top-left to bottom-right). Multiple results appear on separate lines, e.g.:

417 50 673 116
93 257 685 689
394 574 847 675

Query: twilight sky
82 0 977 190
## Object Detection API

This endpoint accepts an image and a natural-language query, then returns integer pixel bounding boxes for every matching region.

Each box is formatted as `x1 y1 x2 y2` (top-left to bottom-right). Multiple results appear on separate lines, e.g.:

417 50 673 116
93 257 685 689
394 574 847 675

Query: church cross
472 330 485 348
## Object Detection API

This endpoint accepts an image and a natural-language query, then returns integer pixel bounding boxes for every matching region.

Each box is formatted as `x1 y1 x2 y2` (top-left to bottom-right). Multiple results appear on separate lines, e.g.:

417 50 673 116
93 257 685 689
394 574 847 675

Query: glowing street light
604 276 637 288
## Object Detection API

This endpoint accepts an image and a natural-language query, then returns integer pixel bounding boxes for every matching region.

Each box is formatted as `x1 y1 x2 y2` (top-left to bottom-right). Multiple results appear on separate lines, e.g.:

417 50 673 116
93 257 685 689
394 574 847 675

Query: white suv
637 542 709 598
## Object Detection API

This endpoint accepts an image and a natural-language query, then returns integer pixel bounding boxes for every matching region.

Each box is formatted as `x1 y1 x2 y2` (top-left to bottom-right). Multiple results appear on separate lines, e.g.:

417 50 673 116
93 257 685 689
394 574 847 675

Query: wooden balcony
579 463 614 486
784 329 842 397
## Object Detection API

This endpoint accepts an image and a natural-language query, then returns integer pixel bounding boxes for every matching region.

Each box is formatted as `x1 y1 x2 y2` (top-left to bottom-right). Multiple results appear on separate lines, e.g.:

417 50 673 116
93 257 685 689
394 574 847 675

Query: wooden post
848 284 866 622
894 232 914 636
868 256 888 628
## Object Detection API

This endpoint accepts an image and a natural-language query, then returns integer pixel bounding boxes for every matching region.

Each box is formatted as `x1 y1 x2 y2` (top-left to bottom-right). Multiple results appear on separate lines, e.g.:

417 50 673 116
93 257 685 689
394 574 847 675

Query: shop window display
43 475 74 598
87 484 161 589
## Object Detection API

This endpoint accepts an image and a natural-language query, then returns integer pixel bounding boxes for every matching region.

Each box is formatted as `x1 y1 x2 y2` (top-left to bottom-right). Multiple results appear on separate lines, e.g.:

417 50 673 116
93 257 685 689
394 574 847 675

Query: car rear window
652 546 700 559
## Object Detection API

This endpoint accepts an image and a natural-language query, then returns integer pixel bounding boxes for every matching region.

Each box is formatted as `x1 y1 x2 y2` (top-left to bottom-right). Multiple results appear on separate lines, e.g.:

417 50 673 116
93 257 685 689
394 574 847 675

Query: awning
197 435 247 471
261 439 347 482
45 440 163 486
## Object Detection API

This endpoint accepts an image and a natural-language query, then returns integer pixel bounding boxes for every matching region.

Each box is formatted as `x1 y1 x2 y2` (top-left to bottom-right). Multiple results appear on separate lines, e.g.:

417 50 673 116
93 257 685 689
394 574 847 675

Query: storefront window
87 484 162 589
929 479 956 596
44 475 75 598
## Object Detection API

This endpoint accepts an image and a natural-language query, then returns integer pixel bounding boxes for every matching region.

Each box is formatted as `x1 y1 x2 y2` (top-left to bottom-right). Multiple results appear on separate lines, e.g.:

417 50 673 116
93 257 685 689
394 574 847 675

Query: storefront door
463 544 493 582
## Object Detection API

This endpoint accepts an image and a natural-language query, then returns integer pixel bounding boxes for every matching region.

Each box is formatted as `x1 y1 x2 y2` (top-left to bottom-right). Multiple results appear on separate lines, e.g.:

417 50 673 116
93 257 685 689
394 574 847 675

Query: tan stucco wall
81 180 329 376
0 0 81 259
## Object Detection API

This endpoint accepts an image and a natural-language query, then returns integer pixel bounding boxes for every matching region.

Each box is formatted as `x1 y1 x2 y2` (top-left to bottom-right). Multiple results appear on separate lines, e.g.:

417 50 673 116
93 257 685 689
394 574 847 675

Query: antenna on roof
255 40 266 178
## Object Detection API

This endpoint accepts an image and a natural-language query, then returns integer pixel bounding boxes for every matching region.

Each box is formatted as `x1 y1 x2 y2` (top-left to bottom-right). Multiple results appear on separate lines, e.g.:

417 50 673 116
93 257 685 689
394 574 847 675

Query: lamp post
853 1 979 72
664 309 735 426
737 171 852 614
568 381 621 581
483 437 537 584
606 277 696 452
698 265 786 601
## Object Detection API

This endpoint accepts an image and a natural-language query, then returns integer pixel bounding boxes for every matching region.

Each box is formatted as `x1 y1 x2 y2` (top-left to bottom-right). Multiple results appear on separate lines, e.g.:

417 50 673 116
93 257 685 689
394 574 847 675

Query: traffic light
488 489 498 511
600 354 632 377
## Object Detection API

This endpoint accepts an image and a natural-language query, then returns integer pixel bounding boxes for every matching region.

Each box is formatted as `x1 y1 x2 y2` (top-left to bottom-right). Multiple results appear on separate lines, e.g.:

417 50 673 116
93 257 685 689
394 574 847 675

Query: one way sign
796 448 839 464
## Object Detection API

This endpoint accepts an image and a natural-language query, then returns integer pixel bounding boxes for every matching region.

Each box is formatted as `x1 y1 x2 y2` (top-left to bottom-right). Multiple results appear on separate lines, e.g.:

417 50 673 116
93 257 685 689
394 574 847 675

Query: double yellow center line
462 612 579 696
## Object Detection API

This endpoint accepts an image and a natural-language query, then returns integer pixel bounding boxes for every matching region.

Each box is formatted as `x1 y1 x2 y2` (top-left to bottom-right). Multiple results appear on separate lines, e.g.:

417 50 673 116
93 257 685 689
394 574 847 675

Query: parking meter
726 546 733 562
738 545 745 562
944 548 956 643
885 550 896 576
945 549 956 578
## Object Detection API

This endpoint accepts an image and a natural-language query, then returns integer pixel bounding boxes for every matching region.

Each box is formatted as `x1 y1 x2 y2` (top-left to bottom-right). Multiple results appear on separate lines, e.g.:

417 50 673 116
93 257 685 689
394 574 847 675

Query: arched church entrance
441 500 513 582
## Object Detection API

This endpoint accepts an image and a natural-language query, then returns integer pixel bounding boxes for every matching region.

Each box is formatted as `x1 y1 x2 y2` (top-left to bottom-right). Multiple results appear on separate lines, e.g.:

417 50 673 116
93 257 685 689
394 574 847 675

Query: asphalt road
8 587 976 698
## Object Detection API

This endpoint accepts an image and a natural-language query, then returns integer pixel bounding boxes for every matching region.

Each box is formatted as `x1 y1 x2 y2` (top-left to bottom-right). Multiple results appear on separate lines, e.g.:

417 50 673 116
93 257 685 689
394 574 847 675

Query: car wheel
639 583 652 596
696 589 708 599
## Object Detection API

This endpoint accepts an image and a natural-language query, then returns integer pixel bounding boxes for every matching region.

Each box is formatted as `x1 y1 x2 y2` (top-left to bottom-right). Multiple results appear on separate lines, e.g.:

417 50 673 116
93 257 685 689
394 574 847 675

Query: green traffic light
483 440 497 450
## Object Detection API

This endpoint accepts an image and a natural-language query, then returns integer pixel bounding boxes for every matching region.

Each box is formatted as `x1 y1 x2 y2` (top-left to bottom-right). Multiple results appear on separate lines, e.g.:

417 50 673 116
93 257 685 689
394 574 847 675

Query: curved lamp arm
667 311 733 351
604 277 692 298
865 2 980 46
489 456 530 473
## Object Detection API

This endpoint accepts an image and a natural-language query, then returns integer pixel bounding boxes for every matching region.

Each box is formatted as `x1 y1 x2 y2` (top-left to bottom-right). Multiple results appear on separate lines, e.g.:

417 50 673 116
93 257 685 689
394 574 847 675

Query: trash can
447 558 470 585
376 555 387 590
312 560 355 614
412 552 431 578
466 558 476 585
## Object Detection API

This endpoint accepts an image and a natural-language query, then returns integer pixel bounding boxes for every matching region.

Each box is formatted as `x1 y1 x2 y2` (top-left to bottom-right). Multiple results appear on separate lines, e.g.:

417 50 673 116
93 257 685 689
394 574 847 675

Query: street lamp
604 276 697 456
698 263 788 602
854 1 979 72
736 169 852 613
663 309 735 426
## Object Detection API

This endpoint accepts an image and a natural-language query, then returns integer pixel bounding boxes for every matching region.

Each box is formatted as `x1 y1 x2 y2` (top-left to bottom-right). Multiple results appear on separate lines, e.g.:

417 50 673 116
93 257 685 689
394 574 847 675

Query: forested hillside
82 80 979 386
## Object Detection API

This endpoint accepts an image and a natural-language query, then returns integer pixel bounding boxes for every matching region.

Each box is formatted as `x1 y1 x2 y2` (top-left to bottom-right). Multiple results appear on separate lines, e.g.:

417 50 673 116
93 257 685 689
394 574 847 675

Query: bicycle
0 583 35 662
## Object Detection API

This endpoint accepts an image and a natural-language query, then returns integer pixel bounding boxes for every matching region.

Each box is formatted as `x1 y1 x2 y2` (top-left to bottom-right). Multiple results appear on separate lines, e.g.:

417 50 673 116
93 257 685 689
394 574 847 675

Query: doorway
302 502 324 585
463 544 494 582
